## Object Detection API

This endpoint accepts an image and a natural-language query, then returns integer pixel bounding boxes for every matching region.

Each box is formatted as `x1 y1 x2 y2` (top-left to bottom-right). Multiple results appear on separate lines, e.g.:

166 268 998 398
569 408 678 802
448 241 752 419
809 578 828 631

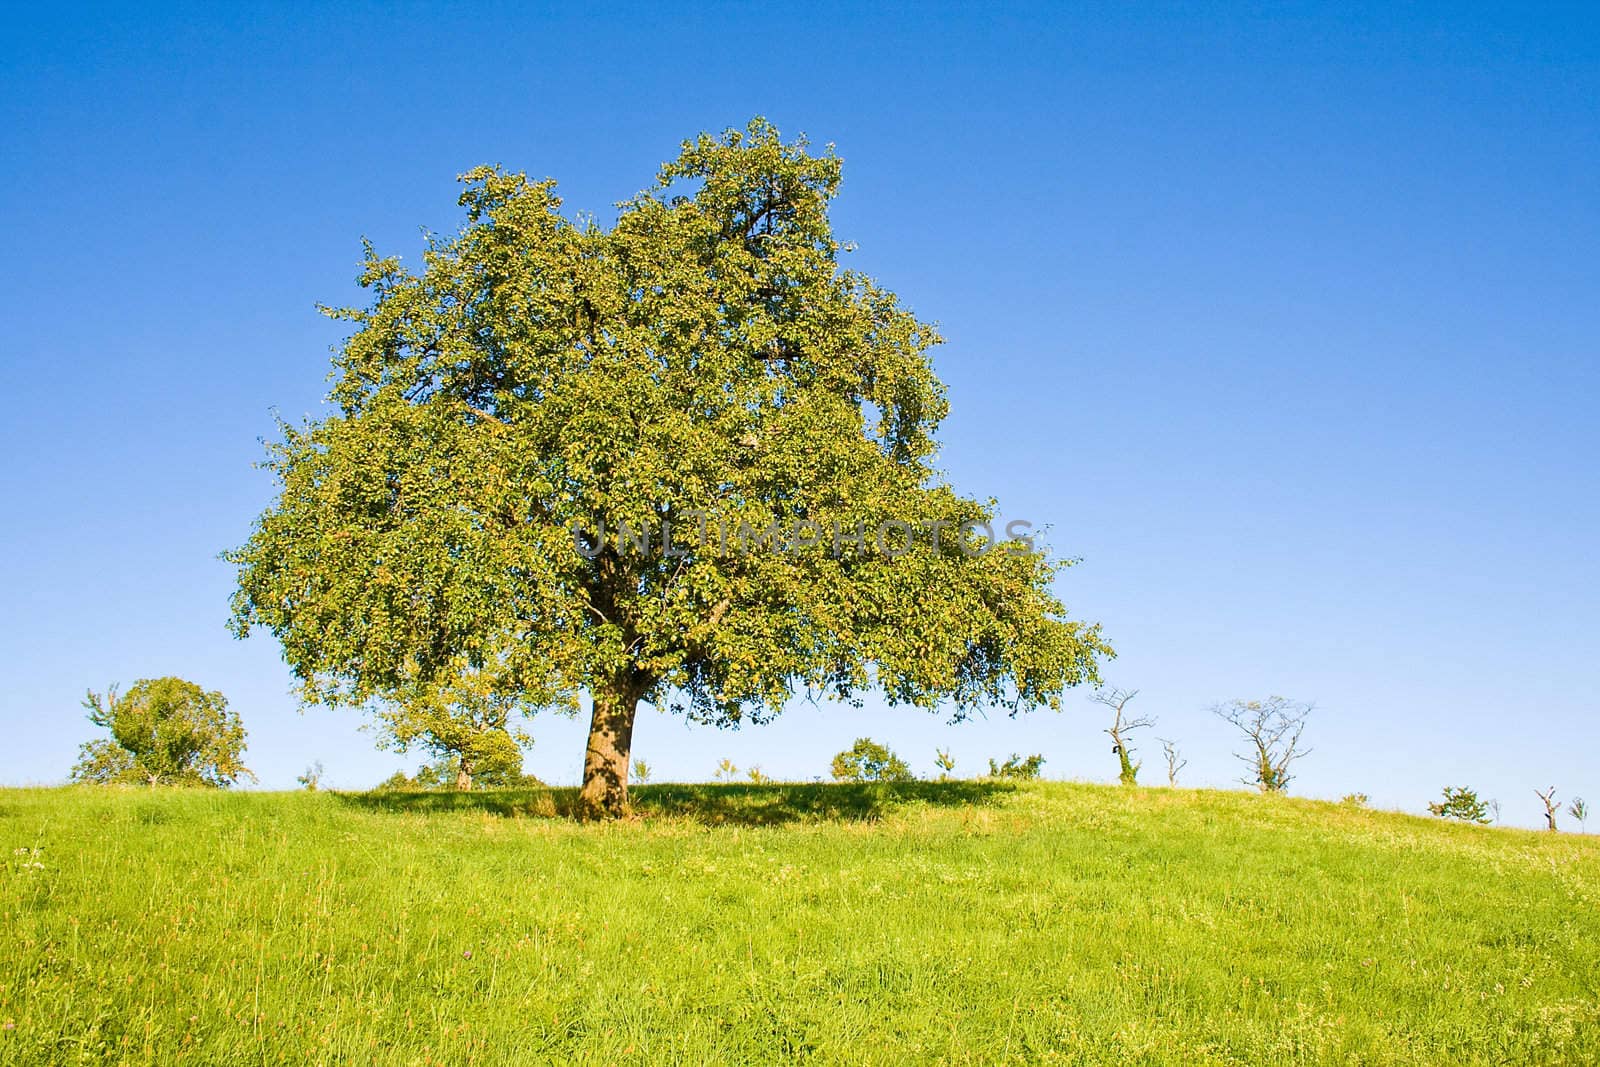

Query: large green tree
71 677 252 787
229 119 1111 817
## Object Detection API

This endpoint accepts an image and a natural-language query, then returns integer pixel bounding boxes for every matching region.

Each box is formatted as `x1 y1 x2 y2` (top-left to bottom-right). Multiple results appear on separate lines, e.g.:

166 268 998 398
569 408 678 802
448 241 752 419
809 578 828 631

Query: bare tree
1535 786 1559 831
1211 696 1313 793
1092 688 1155 785
1157 737 1187 786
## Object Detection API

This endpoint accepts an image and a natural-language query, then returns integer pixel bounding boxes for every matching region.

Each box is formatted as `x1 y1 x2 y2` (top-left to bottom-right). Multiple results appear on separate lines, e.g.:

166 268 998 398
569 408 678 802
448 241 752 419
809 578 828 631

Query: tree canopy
71 678 252 787
229 119 1111 816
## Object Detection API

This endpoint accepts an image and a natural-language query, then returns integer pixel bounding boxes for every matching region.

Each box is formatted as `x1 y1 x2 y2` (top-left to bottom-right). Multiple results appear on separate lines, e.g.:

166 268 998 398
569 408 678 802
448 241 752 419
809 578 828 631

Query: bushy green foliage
830 738 913 782
368 665 535 790
227 118 1110 816
1429 785 1492 824
986 753 1045 780
69 678 251 787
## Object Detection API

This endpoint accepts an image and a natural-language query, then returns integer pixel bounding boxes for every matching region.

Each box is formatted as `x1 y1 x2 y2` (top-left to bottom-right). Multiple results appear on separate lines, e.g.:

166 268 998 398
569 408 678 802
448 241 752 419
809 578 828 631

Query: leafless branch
1094 687 1155 784
1211 696 1314 793
1536 786 1560 831
1157 737 1188 786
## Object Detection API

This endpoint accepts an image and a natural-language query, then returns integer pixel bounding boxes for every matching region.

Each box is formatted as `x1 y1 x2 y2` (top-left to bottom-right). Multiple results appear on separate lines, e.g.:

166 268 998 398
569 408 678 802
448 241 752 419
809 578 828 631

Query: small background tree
934 748 956 780
986 754 1046 780
1157 737 1187 787
632 759 652 785
1092 688 1153 785
421 752 525 789
1211 696 1313 793
376 761 540 791
1536 787 1560 831
297 761 324 791
831 739 913 782
1428 785 1491 824
372 663 533 790
1568 797 1588 833
714 758 739 782
71 678 252 787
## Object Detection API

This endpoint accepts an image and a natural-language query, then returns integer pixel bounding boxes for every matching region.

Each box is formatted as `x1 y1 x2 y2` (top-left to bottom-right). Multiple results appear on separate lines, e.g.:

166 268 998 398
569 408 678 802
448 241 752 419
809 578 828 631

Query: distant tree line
64 676 1588 831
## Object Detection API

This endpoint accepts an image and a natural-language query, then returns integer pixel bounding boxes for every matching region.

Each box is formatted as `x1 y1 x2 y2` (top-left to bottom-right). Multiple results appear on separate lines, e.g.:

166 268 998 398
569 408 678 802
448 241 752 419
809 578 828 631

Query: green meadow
3 782 1597 1065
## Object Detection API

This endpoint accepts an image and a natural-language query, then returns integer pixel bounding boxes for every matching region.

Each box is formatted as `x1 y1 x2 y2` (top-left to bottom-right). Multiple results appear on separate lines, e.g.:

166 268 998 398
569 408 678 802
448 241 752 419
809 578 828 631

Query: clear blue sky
2 3 1595 827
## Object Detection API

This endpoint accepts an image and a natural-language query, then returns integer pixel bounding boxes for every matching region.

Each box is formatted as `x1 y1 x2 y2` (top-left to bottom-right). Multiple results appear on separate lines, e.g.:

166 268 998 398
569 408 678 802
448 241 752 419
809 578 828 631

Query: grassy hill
2 782 1596 1064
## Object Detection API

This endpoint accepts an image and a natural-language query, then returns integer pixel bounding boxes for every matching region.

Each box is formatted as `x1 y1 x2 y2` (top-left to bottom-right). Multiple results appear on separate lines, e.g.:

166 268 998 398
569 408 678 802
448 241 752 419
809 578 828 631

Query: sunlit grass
2 782 1596 1063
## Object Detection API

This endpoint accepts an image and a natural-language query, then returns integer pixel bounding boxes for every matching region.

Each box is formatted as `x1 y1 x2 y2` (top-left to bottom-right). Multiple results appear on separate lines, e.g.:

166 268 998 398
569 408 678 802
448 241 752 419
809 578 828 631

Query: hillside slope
2 782 1596 1064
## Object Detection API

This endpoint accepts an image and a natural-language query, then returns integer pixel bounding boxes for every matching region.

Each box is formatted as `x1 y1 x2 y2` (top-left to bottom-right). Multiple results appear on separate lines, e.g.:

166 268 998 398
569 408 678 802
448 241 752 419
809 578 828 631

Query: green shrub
830 738 913 782
987 754 1046 780
1428 786 1491 824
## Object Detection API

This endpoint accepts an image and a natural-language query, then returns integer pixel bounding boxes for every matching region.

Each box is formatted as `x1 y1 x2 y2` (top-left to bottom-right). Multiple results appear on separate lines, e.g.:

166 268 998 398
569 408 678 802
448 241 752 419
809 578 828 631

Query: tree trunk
1115 742 1137 787
577 677 643 819
455 757 474 792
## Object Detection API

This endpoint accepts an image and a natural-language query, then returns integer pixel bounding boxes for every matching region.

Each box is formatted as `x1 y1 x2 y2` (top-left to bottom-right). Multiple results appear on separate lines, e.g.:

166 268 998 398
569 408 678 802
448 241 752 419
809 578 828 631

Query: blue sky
1 3 1595 827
